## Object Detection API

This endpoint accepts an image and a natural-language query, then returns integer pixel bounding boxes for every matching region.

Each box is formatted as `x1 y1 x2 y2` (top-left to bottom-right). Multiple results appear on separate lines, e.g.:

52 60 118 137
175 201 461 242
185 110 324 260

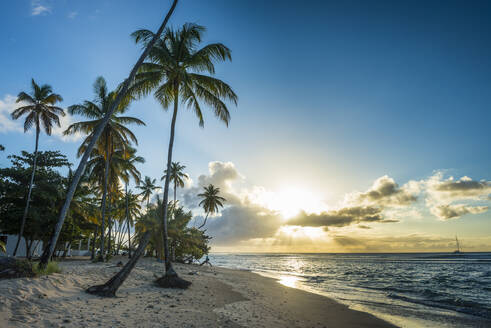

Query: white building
0 234 91 257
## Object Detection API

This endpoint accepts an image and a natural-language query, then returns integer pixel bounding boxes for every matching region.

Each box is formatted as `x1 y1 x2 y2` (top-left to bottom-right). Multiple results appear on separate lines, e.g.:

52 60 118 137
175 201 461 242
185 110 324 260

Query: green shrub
33 262 62 276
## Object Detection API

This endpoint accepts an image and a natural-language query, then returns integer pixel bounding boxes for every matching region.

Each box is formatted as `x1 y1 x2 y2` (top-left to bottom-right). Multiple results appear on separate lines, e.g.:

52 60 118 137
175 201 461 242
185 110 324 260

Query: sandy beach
0 257 397 328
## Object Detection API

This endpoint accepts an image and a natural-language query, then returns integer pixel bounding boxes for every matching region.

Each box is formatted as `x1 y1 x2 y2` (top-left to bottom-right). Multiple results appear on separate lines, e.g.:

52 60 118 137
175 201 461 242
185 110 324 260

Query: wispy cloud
0 94 81 143
0 95 23 133
31 0 51 16
67 11 78 19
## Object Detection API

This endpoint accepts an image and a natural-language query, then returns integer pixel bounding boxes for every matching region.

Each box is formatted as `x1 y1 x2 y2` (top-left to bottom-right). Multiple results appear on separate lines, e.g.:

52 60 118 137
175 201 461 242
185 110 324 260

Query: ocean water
208 253 491 328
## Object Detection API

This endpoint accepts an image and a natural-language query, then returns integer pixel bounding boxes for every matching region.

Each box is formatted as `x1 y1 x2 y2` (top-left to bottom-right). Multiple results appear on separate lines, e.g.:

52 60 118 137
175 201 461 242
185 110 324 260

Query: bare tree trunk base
85 284 117 297
155 274 191 289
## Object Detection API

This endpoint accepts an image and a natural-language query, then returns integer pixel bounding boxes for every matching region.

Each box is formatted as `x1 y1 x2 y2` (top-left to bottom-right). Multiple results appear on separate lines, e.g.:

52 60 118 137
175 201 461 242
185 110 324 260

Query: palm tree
197 184 226 229
137 176 161 207
129 23 237 282
10 79 64 256
39 0 178 270
65 76 145 260
119 146 144 257
161 162 188 203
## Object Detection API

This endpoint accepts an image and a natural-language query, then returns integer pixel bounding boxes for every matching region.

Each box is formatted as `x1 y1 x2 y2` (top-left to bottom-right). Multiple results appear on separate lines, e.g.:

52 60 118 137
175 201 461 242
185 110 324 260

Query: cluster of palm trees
9 0 236 294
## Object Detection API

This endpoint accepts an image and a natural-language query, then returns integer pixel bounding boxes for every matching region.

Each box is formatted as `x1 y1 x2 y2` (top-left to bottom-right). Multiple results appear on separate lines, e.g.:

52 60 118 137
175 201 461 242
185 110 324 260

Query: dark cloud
435 179 491 192
286 206 397 228
430 204 488 220
205 204 283 246
351 175 417 206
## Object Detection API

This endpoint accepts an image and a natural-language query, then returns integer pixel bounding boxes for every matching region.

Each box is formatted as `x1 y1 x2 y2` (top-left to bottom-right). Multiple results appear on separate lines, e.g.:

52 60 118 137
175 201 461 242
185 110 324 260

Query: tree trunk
174 181 177 203
86 231 151 297
125 183 132 258
98 133 110 261
13 124 40 256
107 192 112 258
91 226 97 260
155 85 191 289
38 0 179 270
197 213 209 230
161 85 179 277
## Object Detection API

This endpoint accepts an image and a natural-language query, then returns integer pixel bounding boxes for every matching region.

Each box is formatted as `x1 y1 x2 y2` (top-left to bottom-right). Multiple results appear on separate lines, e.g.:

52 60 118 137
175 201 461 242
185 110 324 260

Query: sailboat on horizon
453 236 462 254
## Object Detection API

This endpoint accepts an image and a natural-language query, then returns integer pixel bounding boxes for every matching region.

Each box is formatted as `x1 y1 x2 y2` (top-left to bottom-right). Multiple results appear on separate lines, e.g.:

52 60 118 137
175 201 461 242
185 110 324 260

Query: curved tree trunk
161 86 179 277
197 213 209 230
125 182 132 258
13 124 40 257
86 231 151 297
155 84 190 289
38 0 179 269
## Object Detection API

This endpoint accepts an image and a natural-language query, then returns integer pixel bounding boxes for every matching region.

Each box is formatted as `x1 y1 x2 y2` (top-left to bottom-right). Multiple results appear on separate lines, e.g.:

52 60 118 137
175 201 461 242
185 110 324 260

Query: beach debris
187 271 199 275
116 261 124 267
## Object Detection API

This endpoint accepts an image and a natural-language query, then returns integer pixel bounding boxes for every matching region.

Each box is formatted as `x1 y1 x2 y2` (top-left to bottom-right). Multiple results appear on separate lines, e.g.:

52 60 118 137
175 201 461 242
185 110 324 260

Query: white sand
0 257 396 327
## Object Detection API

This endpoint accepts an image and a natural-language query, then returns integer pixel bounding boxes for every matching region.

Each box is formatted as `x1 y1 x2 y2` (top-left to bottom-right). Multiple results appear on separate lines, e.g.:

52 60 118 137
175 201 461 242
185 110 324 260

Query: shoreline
0 257 397 327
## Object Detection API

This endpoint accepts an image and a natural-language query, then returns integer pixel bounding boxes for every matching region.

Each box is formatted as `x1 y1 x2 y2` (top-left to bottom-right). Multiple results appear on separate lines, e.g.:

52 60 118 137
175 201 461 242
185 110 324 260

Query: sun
255 187 327 219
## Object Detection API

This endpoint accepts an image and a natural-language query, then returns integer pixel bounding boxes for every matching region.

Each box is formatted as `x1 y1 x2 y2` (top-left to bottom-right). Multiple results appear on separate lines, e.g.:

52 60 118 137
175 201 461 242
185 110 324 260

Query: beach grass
33 261 62 276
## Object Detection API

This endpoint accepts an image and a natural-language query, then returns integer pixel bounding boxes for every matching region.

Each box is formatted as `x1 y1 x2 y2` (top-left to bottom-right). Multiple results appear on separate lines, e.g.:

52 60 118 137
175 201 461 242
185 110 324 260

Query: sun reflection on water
278 275 300 288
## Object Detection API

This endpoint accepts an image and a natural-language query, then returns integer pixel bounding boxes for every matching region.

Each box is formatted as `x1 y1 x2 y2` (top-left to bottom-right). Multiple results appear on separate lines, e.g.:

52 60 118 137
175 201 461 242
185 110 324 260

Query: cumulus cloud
183 161 242 208
347 175 418 207
183 162 490 249
286 206 397 228
424 172 491 219
67 11 78 19
430 204 488 220
31 0 51 16
0 94 81 143
204 204 282 246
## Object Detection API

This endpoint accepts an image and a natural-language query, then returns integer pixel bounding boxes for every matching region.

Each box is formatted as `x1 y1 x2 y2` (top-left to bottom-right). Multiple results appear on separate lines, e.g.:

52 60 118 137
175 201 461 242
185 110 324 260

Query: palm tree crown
129 23 238 126
11 79 65 135
137 176 161 207
198 184 226 216
162 162 188 202
64 76 145 157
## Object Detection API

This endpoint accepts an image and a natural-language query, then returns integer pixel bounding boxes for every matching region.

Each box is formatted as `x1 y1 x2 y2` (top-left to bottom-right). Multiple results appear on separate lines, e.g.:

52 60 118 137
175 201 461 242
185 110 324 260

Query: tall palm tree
119 146 144 257
161 162 188 203
10 79 64 256
129 23 237 281
137 176 161 207
197 184 226 229
39 0 178 270
65 76 145 260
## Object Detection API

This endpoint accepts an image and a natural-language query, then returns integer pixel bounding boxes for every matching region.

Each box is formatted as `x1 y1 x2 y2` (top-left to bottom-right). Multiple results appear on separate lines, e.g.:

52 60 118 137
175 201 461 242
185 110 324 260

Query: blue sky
1 0 490 251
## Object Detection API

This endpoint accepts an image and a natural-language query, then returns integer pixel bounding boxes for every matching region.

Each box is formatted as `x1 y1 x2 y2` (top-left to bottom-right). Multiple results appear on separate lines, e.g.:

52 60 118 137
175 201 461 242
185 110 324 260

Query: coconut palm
197 184 226 229
10 79 65 256
39 0 178 270
161 162 188 203
65 77 145 260
137 176 161 207
119 146 145 257
129 23 237 283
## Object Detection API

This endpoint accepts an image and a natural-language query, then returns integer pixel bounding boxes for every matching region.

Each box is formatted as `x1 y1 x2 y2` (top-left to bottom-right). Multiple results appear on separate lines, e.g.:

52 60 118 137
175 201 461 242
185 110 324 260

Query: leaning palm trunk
13 125 40 256
155 87 191 289
38 0 178 269
197 213 209 230
86 231 151 297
